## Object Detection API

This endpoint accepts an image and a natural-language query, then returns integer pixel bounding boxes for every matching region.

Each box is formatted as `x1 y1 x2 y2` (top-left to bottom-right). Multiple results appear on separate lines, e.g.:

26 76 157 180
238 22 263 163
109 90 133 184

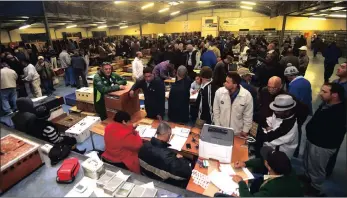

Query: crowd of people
1 32 346 196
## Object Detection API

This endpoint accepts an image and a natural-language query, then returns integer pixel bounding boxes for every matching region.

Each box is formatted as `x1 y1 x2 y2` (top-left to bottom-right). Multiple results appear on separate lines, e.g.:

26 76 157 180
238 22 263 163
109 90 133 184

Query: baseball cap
237 67 255 77
38 56 44 60
284 64 299 76
260 146 292 175
298 46 307 51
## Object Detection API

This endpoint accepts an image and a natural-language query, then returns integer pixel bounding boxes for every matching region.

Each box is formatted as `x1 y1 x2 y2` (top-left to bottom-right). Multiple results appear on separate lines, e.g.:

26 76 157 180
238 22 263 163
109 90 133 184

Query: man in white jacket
261 94 299 158
21 60 42 98
213 72 253 137
132 51 144 81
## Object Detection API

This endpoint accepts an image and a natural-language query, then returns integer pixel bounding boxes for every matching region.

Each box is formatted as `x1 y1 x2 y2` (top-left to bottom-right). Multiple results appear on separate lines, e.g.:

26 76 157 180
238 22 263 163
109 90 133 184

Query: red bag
56 157 80 184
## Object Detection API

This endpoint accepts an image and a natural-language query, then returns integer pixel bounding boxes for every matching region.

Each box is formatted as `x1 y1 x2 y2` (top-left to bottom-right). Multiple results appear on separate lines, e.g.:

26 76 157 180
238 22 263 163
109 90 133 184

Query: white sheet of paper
190 92 198 100
140 182 155 189
209 170 239 195
168 135 187 151
172 127 190 138
219 164 236 176
141 128 157 138
85 151 101 161
242 167 255 180
65 177 96 197
115 170 130 181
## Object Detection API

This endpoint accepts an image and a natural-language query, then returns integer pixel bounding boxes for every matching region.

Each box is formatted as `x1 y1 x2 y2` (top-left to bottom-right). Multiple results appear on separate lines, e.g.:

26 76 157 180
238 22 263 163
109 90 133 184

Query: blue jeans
42 79 54 95
64 66 76 86
0 88 17 114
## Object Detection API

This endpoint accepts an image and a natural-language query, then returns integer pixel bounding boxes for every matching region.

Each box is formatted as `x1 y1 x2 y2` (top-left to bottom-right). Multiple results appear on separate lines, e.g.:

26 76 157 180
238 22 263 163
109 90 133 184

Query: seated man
102 111 143 173
168 66 191 123
138 122 192 188
230 146 303 197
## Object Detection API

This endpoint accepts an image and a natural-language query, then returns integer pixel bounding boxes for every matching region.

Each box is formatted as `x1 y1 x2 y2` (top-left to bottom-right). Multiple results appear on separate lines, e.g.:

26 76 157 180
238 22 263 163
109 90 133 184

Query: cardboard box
76 87 94 103
105 85 140 116
65 116 101 143
52 113 85 132
0 134 42 193
76 101 95 113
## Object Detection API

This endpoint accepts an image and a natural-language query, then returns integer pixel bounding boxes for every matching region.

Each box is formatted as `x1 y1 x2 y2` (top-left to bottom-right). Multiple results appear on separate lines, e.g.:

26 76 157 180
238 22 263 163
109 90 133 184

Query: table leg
90 131 96 150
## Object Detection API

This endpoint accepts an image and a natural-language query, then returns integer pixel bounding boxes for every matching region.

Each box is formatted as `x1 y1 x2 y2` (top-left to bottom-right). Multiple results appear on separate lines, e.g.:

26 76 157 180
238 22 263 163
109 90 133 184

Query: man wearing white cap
259 94 298 158
298 46 309 76
35 56 55 96
238 67 257 112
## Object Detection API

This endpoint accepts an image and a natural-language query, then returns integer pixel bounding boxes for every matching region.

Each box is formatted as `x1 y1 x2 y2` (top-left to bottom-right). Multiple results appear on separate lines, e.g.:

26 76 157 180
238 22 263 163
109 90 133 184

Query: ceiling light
11 19 26 22
197 1 210 4
114 1 123 4
159 8 170 13
330 7 345 11
319 14 328 16
240 5 253 10
309 17 326 20
241 1 256 6
168 2 179 6
334 1 343 3
19 24 31 29
303 12 316 15
329 14 347 18
66 24 77 28
97 25 107 29
141 3 154 10
95 21 107 24
120 26 128 29
171 11 180 16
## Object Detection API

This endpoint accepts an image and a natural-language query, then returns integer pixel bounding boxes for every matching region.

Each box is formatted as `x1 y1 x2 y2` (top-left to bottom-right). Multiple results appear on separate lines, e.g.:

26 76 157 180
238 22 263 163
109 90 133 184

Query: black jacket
131 77 165 119
195 81 219 124
168 77 191 123
184 50 198 67
138 138 192 188
306 102 346 149
71 55 86 70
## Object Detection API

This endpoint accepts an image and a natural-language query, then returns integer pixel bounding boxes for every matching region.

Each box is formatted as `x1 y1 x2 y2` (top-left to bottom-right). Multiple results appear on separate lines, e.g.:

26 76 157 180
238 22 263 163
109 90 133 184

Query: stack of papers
136 125 157 138
190 92 198 100
172 127 190 138
169 135 187 151
219 164 236 176
115 170 130 181
208 170 239 196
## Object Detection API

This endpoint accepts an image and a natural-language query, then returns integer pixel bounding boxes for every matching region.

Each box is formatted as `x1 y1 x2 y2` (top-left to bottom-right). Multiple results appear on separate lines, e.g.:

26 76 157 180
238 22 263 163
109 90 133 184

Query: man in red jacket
102 111 143 173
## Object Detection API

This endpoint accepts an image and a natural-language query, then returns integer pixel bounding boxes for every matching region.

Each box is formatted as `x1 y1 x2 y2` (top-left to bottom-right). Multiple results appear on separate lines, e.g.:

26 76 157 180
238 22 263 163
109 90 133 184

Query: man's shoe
52 88 56 91
305 185 321 196
65 84 70 87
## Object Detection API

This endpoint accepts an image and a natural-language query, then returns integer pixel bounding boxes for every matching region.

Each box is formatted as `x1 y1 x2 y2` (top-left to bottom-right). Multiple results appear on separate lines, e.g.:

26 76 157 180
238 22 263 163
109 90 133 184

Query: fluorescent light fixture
334 1 343 3
97 25 107 29
197 1 210 4
309 17 326 20
241 1 256 6
168 2 179 6
303 12 316 15
120 26 128 29
319 14 328 16
19 24 31 29
240 5 253 10
319 9 330 12
11 19 26 22
159 8 170 13
114 1 123 4
66 24 77 28
171 11 180 16
141 3 154 9
329 14 346 18
330 7 345 11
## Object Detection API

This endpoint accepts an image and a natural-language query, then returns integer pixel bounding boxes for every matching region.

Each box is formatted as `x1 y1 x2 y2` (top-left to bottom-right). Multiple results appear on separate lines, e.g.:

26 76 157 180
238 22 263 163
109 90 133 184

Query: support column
54 29 57 40
42 1 53 47
139 23 143 39
7 30 12 42
279 15 287 47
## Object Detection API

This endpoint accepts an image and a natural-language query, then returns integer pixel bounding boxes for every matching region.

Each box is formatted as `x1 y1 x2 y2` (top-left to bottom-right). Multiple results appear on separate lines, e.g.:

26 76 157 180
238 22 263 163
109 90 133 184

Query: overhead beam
42 1 53 46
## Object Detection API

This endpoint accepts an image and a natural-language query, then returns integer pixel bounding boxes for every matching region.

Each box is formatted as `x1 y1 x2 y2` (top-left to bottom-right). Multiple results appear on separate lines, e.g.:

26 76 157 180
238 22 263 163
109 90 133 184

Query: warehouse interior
0 1 346 197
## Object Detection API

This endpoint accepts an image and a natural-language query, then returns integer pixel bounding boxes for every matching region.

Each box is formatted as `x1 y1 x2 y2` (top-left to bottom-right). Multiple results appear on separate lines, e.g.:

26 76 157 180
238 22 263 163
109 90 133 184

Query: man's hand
232 175 243 183
176 153 183 158
119 85 126 90
266 127 273 131
133 123 139 129
234 161 246 168
157 115 162 121
129 90 135 97
191 90 198 95
240 132 248 137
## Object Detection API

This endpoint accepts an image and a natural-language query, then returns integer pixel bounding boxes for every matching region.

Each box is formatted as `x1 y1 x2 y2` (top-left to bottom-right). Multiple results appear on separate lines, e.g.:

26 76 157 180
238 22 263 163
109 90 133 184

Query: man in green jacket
231 147 304 197
93 62 127 120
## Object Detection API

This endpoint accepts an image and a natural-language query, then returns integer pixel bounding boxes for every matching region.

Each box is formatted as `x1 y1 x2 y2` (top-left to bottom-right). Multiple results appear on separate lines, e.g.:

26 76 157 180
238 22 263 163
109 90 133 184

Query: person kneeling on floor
101 111 143 173
138 122 192 188
225 146 303 197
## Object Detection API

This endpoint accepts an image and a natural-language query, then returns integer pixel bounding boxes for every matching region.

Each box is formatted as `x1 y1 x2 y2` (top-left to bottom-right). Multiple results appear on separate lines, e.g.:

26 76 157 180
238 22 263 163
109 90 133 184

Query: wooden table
186 136 249 196
164 78 176 84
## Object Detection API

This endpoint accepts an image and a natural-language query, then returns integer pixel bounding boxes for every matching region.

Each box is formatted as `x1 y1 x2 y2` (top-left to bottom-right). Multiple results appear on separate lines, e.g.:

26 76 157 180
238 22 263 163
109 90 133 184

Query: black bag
49 144 71 166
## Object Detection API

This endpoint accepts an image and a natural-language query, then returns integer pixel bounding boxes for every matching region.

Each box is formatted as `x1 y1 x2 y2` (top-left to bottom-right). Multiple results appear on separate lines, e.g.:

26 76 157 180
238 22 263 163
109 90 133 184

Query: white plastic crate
76 87 94 103
65 116 101 143
81 158 105 179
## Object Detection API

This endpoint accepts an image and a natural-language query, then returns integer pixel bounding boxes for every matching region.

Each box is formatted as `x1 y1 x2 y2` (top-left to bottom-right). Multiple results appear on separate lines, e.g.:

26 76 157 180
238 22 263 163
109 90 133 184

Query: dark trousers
74 68 88 89
313 48 319 57
299 67 308 77
326 146 340 177
324 62 336 82
293 124 303 158
42 79 54 95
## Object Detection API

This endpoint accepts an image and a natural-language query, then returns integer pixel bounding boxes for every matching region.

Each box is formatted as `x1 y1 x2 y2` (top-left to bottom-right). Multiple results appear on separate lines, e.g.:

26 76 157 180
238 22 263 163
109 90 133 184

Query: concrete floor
1 50 346 196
